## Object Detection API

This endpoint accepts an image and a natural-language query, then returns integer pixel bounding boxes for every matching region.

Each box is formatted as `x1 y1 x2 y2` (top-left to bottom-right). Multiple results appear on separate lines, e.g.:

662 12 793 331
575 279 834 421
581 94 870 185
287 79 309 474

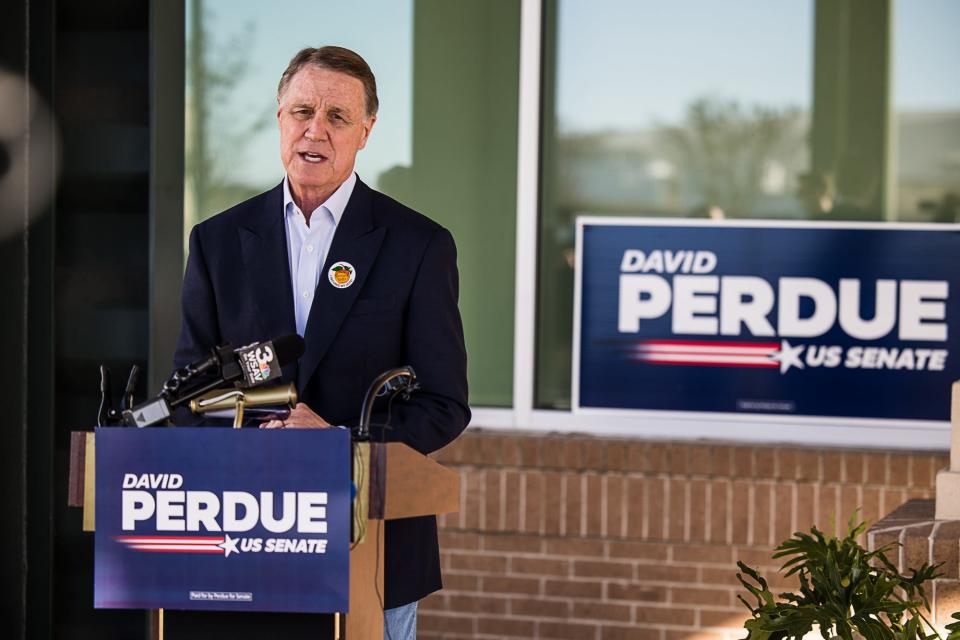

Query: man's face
277 66 375 199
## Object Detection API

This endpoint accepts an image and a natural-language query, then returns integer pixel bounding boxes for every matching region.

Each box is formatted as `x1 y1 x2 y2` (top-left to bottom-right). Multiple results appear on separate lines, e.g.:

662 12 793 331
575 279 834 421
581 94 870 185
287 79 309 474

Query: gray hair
277 46 379 118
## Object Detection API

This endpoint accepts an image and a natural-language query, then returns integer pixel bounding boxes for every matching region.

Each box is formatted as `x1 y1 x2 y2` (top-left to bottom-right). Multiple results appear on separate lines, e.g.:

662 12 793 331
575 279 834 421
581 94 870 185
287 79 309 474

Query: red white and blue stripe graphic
113 535 225 554
631 340 780 368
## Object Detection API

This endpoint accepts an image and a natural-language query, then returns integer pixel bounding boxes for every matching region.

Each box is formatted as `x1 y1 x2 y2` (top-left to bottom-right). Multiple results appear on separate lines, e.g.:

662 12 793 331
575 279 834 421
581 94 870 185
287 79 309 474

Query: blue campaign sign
95 428 350 613
574 219 960 423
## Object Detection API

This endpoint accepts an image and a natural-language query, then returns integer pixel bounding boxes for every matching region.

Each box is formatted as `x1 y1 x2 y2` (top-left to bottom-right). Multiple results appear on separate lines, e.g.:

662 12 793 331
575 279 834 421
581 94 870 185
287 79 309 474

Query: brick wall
422 429 948 639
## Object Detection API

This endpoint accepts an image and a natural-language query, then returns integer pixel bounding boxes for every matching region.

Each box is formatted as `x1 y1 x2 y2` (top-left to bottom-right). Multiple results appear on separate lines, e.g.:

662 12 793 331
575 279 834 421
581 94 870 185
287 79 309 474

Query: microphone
232 334 304 388
97 365 113 427
189 383 298 418
121 334 305 428
356 366 419 441
121 364 140 411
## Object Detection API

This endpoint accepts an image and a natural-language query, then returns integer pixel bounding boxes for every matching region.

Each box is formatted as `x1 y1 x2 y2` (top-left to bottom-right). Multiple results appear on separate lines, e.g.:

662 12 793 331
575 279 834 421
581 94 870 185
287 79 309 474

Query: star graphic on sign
218 533 240 558
768 339 805 374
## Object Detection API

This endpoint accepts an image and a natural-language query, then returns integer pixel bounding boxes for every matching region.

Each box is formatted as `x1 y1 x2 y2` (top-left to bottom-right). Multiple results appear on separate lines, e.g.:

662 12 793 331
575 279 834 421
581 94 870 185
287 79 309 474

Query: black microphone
159 345 233 402
122 334 305 428
356 366 419 441
97 365 113 427
232 334 305 388
121 364 140 411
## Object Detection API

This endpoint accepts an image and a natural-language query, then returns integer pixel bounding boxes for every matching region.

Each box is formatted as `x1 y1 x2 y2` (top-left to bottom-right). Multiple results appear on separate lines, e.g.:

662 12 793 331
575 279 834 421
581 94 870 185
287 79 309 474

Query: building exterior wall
422 430 946 639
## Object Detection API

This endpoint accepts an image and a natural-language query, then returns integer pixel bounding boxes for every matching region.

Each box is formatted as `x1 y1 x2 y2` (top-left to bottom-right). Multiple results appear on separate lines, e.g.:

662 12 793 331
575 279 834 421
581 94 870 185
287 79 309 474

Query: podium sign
94 428 350 613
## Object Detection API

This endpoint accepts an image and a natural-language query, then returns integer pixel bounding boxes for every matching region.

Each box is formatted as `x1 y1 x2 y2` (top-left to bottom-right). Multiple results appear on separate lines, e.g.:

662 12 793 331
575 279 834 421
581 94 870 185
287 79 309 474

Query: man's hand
259 402 333 429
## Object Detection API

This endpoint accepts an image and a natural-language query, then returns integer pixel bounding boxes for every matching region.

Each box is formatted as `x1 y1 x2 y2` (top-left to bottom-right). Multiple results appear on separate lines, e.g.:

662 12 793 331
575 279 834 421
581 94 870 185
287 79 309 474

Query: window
538 0 814 408
184 0 519 407
537 0 959 410
893 0 960 224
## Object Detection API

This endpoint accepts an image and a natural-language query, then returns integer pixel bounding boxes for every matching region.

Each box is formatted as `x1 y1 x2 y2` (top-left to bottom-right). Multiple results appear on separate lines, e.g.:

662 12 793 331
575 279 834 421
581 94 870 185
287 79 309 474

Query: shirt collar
282 172 357 226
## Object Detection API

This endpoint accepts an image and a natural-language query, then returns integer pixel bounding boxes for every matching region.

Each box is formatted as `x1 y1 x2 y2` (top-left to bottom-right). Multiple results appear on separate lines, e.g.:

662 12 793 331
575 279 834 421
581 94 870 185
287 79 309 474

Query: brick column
868 499 960 627
936 381 960 519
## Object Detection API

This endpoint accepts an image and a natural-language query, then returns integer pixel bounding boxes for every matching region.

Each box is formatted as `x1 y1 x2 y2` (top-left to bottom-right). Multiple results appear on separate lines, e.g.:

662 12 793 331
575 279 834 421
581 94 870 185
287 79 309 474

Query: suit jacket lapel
298 179 385 389
238 183 299 383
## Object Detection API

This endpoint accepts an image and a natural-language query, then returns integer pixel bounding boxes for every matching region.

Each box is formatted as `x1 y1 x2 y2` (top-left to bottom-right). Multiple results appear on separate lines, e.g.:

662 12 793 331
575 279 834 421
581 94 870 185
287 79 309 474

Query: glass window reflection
537 0 960 408
184 0 520 408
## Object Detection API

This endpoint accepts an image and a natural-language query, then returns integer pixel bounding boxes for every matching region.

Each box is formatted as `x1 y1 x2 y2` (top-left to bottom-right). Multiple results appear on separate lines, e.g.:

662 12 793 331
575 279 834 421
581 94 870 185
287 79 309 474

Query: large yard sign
574 219 960 425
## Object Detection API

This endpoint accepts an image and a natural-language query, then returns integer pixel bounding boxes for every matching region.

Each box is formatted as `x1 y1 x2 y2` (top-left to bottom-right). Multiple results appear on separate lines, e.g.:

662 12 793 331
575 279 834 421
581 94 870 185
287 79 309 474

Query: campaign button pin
328 262 356 289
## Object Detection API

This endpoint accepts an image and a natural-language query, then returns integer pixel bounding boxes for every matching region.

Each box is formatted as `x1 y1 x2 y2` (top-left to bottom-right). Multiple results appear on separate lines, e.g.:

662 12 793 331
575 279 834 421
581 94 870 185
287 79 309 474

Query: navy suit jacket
173 177 470 608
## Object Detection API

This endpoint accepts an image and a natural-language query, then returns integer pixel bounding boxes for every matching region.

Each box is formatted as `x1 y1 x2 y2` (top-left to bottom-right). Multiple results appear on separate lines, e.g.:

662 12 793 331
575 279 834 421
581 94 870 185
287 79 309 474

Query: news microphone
232 335 305 389
158 345 235 401
121 334 305 428
164 334 305 399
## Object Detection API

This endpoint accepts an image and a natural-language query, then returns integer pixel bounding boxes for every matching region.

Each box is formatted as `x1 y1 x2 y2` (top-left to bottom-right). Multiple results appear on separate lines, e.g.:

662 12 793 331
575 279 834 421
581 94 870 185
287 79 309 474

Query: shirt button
306 244 315 252
302 290 310 298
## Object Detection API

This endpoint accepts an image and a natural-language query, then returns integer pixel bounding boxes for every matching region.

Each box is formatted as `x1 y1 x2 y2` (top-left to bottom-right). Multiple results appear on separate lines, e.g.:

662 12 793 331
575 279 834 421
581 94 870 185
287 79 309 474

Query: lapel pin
328 261 356 289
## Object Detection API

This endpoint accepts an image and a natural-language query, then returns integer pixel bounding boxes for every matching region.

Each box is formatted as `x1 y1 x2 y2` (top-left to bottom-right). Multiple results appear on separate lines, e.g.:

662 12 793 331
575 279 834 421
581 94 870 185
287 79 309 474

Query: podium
68 429 459 640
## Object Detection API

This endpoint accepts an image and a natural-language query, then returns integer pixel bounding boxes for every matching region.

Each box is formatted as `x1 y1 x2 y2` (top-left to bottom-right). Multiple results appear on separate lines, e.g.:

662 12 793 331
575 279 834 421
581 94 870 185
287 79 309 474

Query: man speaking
173 46 470 638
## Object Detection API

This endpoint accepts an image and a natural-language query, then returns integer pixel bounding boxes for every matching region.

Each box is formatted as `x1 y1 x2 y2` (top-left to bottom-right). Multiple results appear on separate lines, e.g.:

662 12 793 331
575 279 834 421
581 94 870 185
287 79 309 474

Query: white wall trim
511 0 543 428
469 408 516 429
467 409 949 451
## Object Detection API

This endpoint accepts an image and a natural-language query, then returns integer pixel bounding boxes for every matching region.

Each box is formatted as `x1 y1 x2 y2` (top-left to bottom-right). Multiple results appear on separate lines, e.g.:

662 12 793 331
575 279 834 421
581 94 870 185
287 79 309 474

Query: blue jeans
384 601 418 640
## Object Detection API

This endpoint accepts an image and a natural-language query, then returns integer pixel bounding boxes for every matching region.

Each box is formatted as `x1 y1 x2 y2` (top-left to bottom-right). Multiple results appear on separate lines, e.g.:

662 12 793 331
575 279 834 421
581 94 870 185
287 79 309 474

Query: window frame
468 0 951 451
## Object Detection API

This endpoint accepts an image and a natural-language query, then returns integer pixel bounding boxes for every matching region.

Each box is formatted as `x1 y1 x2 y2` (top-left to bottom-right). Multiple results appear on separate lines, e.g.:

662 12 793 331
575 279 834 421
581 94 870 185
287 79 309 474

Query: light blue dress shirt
282 172 357 336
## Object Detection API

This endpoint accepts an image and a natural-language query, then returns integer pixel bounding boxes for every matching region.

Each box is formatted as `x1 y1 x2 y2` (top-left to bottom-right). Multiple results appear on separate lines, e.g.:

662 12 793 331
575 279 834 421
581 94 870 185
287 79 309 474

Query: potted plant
736 513 954 640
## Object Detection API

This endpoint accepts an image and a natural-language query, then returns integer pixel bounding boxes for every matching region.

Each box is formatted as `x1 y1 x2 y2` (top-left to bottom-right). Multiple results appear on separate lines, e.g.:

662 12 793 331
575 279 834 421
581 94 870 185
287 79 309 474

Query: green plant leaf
735 512 943 640
944 613 960 640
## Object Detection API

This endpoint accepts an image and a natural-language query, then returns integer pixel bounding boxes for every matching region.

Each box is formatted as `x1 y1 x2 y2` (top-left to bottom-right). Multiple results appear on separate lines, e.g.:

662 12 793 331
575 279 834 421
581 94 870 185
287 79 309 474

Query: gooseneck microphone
355 366 419 441
120 334 305 428
121 364 140 412
97 364 141 427
97 365 114 427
